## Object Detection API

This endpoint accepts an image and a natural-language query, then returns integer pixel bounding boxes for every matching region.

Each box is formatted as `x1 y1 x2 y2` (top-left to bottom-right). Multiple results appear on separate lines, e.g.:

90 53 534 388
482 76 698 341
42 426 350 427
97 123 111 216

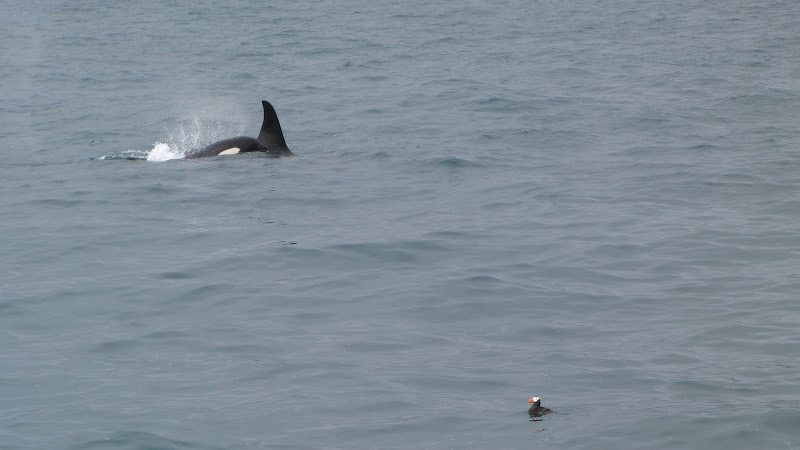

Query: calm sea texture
2 0 800 448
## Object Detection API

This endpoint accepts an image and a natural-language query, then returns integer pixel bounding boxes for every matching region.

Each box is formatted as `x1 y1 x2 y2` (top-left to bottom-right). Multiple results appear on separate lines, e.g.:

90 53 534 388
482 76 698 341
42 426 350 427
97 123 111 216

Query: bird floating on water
528 396 553 417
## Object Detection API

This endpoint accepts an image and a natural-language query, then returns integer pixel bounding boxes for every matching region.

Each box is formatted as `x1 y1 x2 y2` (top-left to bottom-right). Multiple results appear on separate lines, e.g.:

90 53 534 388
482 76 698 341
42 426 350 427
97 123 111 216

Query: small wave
434 156 481 168
369 151 391 159
77 430 204 449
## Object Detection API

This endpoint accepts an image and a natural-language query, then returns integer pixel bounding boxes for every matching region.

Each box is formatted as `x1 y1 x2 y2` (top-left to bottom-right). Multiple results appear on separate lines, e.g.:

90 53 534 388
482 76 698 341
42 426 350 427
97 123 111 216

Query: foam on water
145 142 181 161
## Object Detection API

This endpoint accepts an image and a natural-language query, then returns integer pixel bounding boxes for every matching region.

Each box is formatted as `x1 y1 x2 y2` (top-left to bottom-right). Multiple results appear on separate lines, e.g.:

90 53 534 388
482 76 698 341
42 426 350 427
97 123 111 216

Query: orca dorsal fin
257 100 292 155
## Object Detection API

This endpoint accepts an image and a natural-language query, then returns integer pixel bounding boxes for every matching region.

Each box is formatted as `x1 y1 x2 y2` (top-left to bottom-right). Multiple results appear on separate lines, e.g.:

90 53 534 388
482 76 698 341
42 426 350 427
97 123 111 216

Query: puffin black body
185 100 293 158
528 397 553 417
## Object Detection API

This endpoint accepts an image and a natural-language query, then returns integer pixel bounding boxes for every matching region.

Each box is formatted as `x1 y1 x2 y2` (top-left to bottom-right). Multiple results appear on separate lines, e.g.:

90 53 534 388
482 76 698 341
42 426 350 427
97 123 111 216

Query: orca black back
185 100 293 159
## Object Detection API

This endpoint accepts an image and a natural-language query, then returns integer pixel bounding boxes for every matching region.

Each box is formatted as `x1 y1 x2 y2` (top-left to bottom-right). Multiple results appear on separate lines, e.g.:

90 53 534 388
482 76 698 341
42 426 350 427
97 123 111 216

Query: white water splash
146 142 182 161
145 113 243 161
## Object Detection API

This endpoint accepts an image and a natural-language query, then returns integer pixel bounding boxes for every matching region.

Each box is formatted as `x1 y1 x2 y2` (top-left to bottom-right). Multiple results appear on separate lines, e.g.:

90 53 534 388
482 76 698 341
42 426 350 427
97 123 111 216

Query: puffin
528 396 553 417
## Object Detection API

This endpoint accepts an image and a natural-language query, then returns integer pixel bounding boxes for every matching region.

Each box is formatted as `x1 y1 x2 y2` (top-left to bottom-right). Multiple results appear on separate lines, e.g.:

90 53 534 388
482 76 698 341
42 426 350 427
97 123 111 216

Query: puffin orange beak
528 398 535 403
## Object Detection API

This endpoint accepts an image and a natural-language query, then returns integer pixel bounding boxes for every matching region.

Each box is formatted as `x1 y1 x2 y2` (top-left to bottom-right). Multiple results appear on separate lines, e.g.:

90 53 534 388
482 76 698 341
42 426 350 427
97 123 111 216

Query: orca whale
185 100 293 158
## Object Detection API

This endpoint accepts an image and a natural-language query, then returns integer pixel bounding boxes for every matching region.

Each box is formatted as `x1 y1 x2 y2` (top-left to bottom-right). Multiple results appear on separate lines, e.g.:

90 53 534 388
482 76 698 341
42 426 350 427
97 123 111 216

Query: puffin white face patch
218 147 240 155
532 397 541 403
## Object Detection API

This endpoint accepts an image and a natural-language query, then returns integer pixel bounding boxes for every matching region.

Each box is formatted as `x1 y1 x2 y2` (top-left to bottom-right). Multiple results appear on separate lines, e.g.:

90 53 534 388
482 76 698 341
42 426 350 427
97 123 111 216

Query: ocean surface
2 0 800 448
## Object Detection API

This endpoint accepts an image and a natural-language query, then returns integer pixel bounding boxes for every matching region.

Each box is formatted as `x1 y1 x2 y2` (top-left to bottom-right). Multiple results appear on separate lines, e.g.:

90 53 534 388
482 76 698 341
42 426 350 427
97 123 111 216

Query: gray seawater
2 0 800 448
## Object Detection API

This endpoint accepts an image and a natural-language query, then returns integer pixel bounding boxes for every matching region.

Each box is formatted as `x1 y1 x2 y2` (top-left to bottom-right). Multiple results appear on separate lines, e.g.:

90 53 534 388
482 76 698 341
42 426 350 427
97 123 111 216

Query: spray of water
145 142 177 161
146 112 243 161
